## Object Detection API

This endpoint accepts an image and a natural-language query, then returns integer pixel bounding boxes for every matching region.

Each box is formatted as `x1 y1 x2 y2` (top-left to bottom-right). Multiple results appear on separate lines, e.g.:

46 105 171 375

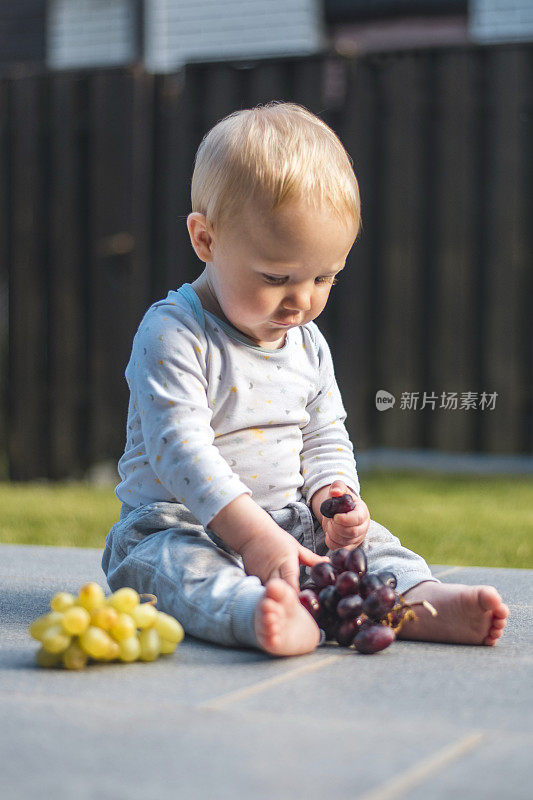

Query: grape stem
139 593 158 607
384 597 438 635
409 599 438 617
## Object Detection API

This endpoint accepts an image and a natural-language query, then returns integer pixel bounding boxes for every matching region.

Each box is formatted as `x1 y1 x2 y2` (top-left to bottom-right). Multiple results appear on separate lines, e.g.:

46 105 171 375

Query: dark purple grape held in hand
320 494 356 518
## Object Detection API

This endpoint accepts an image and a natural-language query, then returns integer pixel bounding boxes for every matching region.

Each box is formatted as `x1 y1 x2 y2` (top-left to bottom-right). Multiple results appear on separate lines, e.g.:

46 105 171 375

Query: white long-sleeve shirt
115 283 360 528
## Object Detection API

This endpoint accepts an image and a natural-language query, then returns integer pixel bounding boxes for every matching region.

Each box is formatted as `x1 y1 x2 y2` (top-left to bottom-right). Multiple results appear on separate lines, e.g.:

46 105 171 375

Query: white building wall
144 0 324 73
46 0 324 72
469 0 533 43
47 0 137 69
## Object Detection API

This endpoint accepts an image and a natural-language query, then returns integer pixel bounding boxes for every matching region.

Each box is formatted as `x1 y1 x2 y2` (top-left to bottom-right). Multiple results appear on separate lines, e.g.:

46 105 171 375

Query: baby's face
206 199 356 348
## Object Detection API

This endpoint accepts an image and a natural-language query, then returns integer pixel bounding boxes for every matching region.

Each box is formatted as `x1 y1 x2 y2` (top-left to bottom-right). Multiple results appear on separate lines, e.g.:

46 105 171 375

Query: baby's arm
209 494 327 593
300 325 369 549
310 480 370 550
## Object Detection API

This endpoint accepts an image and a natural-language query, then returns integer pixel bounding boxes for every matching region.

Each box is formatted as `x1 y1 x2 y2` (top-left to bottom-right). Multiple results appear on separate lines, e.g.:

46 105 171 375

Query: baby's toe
261 598 279 618
478 586 502 613
493 603 509 620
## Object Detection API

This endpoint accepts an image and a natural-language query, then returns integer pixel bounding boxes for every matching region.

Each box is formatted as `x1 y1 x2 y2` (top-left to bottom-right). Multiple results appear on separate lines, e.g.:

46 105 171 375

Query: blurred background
0 0 531 483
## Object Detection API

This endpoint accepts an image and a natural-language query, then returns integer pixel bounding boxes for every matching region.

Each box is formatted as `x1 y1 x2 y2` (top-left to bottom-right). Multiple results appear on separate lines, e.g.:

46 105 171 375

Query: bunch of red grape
299 545 407 654
295 491 431 653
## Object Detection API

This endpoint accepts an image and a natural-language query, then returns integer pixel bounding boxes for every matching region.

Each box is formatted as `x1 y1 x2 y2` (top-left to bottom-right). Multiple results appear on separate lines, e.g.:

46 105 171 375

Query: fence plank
152 71 195 298
483 47 530 453
87 70 137 468
0 79 8 466
8 74 48 478
522 50 533 452
373 52 428 448
431 49 480 452
46 72 87 478
335 57 378 452
127 68 154 343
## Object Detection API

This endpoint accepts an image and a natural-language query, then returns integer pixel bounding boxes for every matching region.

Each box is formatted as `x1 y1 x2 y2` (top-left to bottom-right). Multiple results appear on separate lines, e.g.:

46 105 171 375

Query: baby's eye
263 274 288 285
316 275 338 285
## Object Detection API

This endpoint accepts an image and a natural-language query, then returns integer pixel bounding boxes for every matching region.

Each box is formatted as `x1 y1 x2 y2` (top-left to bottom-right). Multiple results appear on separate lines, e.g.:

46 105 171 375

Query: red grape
316 609 337 641
345 547 367 578
335 571 360 597
336 620 358 647
353 624 396 654
329 548 351 575
336 595 364 620
320 494 356 518
362 585 396 620
298 589 320 619
359 573 383 599
310 562 337 590
318 585 340 614
378 571 398 589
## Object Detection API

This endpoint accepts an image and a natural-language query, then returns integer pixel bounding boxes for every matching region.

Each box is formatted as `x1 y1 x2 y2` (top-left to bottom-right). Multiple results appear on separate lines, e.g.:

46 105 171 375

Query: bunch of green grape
29 582 184 670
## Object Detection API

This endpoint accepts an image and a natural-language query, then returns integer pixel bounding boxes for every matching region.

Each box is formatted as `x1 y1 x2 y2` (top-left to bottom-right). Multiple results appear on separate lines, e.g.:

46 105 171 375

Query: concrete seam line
356 731 485 800
197 654 344 710
432 566 463 578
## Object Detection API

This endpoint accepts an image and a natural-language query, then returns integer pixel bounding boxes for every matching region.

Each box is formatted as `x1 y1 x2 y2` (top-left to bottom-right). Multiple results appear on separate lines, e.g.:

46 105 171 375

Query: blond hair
190 102 361 234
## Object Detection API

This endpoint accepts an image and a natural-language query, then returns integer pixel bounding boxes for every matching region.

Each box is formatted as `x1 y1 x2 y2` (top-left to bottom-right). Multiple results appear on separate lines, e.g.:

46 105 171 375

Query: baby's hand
239 528 328 594
319 481 370 551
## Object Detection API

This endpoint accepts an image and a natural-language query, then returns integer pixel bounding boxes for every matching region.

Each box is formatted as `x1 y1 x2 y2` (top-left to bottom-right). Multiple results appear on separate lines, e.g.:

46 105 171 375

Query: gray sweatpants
101 500 436 650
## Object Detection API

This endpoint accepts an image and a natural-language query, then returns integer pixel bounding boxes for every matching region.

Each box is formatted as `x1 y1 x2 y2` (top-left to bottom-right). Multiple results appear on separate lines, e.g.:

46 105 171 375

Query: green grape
101 641 121 661
35 646 62 668
62 641 88 670
50 592 76 612
78 582 105 611
139 628 161 662
131 602 157 629
154 612 184 644
107 587 140 614
110 613 136 642
29 611 64 642
159 638 177 655
119 636 141 662
79 626 114 660
90 605 118 631
41 625 71 654
61 606 90 636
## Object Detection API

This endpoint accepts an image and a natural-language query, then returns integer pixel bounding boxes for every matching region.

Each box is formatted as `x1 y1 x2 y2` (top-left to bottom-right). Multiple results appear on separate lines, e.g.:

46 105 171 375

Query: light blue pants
102 500 436 650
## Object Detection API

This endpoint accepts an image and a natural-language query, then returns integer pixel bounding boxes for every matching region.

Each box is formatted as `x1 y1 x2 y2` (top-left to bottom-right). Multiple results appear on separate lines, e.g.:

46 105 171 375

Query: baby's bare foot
400 581 509 646
254 579 321 656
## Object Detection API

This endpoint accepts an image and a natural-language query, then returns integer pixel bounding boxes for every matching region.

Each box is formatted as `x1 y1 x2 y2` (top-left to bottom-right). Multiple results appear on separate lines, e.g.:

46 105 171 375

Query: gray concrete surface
0 543 531 800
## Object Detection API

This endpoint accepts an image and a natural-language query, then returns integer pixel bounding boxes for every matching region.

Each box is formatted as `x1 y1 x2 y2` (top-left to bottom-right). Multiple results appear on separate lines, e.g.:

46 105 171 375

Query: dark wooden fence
1 44 532 480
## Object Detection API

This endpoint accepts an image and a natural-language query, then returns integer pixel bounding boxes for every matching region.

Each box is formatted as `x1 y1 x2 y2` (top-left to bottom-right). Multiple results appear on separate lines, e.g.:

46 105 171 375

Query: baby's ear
187 213 214 262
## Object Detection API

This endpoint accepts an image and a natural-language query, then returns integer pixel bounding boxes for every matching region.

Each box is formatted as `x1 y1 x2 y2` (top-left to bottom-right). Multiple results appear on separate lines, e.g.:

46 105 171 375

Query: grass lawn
0 472 531 568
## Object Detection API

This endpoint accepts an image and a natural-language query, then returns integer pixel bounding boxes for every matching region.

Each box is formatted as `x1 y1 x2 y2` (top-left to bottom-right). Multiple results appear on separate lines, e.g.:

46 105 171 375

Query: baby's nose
283 288 312 312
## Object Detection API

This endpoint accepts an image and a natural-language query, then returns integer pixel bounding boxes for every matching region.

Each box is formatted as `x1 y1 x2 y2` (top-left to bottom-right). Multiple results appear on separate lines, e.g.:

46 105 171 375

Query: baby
102 102 508 656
